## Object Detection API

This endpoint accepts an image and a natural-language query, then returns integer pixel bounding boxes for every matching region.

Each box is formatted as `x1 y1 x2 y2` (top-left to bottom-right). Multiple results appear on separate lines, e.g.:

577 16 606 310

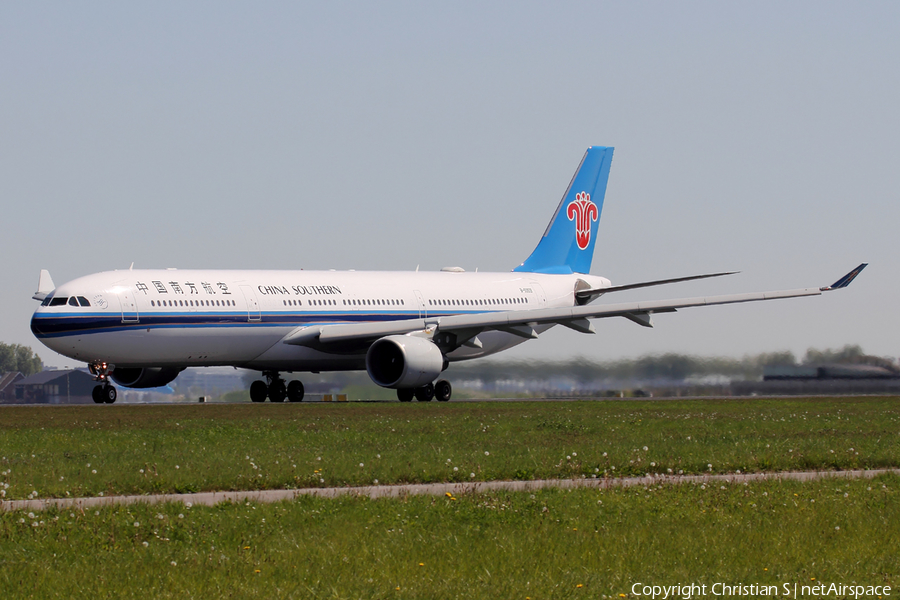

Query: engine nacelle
366 335 445 389
110 367 183 389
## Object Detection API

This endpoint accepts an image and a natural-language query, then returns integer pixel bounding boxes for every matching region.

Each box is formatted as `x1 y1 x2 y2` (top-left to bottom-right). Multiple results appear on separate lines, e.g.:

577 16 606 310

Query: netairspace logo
630 582 891 599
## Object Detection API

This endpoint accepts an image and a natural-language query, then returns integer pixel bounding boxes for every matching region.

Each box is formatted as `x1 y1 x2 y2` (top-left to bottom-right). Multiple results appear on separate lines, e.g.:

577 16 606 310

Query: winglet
32 270 55 301
821 263 867 291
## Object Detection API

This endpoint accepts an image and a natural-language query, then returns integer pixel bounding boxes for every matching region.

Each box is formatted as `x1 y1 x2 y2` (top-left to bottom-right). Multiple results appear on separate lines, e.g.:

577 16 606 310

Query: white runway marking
4 469 898 512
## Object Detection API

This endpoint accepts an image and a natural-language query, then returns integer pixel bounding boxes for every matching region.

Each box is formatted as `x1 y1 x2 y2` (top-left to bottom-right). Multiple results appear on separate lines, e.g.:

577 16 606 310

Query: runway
4 468 898 512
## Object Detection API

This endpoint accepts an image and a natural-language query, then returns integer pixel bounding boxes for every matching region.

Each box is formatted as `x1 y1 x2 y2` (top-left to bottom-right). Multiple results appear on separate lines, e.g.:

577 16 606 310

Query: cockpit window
77 296 91 307
41 295 53 307
68 297 79 307
49 297 69 307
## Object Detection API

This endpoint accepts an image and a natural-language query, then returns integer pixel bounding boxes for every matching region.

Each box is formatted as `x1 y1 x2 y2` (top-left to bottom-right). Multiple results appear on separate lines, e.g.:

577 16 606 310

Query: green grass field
2 398 898 598
1 475 897 598
0 398 898 501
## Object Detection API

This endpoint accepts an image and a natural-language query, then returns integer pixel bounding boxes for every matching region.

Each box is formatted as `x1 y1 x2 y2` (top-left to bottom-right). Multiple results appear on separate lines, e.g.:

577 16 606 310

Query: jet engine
110 367 184 389
366 335 445 389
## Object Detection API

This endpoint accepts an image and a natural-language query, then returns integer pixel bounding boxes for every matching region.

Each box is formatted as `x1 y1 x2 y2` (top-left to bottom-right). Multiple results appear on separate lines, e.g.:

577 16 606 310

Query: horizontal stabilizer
32 270 55 301
576 271 738 302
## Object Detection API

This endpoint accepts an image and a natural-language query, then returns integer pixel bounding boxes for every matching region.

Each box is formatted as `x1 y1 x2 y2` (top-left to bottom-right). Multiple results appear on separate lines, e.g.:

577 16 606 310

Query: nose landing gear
89 361 117 404
91 384 117 404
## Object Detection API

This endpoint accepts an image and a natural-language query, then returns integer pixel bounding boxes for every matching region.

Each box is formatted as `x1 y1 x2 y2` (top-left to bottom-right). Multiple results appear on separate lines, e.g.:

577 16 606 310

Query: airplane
30 146 867 404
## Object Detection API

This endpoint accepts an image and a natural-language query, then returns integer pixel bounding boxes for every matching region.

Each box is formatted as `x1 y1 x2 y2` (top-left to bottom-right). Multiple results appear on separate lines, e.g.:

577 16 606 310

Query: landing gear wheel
250 380 268 403
415 383 435 402
103 385 117 404
435 379 452 402
287 380 304 402
397 388 414 402
269 380 287 403
92 385 105 404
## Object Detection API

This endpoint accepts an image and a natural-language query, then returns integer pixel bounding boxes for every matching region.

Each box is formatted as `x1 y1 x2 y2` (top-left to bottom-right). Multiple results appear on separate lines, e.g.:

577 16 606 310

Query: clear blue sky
2 2 897 368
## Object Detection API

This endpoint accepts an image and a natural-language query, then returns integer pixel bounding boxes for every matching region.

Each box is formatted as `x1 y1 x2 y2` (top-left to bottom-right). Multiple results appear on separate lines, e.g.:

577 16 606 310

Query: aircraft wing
282 264 867 349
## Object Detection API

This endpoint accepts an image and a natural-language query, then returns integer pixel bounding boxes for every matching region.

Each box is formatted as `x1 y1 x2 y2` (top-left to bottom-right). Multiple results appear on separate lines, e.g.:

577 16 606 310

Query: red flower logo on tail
566 192 598 250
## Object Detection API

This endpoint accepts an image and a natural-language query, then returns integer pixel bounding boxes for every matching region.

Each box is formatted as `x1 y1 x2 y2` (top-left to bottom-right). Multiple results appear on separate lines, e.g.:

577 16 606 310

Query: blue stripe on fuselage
30 310 487 338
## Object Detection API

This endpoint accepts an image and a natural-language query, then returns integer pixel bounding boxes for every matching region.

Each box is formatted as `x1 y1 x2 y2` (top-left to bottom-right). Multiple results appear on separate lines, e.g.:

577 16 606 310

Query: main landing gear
250 372 305 403
91 384 117 404
397 379 452 403
89 361 117 404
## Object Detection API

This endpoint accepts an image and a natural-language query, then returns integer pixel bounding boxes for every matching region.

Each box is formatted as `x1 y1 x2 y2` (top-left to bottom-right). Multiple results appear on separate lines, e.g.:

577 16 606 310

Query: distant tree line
446 344 897 384
239 344 894 389
0 343 43 377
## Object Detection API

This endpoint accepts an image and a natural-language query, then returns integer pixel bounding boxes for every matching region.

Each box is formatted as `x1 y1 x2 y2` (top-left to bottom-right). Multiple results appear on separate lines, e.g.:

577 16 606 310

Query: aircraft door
118 288 139 323
528 280 548 308
414 290 426 318
240 285 261 322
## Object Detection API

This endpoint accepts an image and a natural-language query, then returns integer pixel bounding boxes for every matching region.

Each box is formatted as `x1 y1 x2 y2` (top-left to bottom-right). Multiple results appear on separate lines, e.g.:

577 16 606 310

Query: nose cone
31 307 71 357
30 308 46 338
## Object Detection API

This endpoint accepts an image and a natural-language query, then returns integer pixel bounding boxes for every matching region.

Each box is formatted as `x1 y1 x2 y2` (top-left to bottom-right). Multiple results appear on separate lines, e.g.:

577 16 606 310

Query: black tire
415 383 435 402
250 380 268 403
435 379 452 402
288 380 304 402
397 388 414 402
269 380 287 403
92 385 105 404
103 385 117 404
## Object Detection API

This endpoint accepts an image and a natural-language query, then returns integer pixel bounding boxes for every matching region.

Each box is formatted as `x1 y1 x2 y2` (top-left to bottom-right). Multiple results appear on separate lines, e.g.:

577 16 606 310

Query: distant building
763 364 899 380
13 370 97 404
734 363 900 396
0 372 24 403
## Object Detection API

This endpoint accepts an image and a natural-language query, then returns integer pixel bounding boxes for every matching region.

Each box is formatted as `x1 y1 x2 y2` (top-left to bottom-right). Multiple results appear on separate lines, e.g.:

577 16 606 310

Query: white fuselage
31 269 610 373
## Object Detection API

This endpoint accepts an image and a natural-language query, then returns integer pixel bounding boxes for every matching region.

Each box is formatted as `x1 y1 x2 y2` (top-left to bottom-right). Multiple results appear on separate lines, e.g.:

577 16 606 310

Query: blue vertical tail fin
513 146 613 274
